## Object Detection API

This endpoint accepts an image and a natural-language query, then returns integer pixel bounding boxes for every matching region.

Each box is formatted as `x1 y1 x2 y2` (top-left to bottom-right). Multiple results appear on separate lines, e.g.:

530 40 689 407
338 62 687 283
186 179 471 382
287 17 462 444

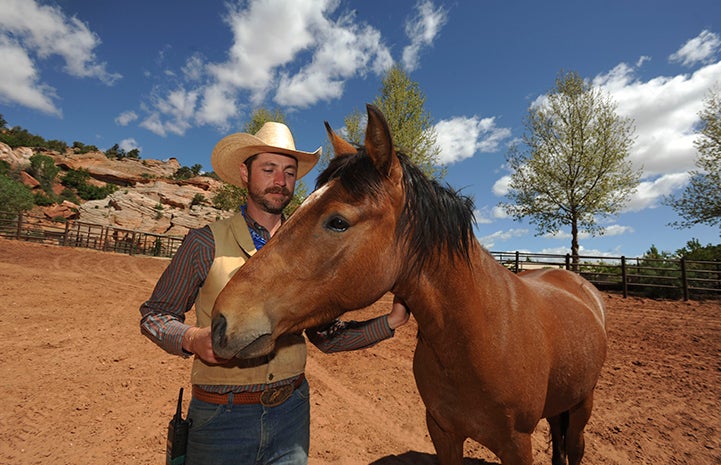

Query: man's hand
387 296 411 329
183 327 230 364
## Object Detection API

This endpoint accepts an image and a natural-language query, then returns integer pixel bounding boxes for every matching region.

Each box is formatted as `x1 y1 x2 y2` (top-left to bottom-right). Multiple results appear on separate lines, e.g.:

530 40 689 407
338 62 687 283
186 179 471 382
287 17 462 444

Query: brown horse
211 104 607 465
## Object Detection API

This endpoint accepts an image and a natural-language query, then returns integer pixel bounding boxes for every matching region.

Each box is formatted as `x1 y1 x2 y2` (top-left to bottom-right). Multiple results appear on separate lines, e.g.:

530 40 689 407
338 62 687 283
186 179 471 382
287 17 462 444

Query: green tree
0 174 34 217
500 71 640 265
675 238 721 261
212 183 247 211
372 64 444 179
28 153 60 195
665 86 721 233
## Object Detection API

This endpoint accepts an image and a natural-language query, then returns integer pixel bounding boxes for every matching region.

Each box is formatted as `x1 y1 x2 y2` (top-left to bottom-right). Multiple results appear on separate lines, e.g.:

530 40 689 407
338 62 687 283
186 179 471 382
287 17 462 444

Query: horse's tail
549 411 570 465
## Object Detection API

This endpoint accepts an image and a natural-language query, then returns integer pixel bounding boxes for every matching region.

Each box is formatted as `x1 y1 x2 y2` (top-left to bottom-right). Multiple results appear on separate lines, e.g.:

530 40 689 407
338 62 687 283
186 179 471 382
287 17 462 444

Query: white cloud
477 228 529 249
472 207 494 225
594 60 721 177
143 0 396 133
0 0 120 114
402 0 448 72
0 36 59 115
669 30 720 67
275 13 391 107
623 172 690 212
434 116 512 164
141 86 198 136
119 138 140 153
115 111 138 126
492 174 511 196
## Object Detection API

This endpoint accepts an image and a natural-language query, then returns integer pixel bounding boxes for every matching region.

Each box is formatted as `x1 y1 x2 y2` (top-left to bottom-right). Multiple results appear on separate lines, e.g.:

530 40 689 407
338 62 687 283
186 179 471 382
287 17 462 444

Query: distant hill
0 142 232 236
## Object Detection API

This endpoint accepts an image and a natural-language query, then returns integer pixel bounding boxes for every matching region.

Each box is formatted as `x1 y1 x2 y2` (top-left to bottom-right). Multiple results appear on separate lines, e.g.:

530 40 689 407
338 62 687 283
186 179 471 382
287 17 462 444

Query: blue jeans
185 380 310 465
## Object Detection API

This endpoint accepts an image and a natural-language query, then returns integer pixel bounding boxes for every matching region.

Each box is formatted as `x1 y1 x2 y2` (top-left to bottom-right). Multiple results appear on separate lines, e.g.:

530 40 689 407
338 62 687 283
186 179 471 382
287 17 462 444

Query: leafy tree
46 139 68 152
0 174 34 217
0 114 6 130
665 86 721 233
104 144 140 160
212 183 247 211
500 71 640 265
372 64 444 179
72 141 99 154
61 168 117 200
173 164 203 180
675 238 721 261
246 108 286 129
28 153 60 194
0 126 46 148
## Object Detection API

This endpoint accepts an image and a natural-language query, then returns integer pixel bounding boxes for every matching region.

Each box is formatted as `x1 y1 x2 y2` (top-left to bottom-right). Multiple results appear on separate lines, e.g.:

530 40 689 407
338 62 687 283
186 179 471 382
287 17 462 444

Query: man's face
242 152 298 214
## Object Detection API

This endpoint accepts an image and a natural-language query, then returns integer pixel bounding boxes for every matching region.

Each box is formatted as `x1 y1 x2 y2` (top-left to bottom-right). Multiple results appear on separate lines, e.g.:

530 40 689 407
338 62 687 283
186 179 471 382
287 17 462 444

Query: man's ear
240 162 250 185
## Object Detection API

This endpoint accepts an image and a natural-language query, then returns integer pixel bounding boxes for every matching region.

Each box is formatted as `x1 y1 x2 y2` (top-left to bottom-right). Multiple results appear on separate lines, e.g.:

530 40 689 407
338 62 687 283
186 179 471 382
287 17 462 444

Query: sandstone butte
0 141 234 237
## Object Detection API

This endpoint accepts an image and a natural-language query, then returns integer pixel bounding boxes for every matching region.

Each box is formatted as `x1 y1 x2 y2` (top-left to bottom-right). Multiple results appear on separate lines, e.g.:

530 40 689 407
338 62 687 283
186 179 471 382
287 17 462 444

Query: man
140 121 409 465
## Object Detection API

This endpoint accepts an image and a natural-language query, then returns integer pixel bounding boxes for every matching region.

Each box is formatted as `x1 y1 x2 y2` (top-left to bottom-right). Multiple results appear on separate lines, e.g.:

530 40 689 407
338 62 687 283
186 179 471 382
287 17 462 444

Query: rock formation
0 142 233 237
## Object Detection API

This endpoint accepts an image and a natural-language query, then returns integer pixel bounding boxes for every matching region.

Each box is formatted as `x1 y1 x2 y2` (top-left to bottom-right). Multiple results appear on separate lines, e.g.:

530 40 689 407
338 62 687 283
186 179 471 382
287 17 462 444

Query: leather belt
192 374 305 407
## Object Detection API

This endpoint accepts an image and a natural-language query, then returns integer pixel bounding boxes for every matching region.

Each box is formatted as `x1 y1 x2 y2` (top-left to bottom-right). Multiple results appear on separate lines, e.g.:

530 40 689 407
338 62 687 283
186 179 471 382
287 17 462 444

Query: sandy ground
0 237 719 465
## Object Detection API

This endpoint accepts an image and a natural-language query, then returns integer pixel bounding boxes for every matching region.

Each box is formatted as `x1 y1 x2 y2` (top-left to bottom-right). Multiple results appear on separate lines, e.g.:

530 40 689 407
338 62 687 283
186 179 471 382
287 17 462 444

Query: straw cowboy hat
211 122 321 188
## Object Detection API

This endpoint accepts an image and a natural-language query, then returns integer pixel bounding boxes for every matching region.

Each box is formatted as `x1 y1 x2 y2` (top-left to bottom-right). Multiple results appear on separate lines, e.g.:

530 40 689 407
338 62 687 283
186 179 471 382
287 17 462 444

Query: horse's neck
397 245 511 342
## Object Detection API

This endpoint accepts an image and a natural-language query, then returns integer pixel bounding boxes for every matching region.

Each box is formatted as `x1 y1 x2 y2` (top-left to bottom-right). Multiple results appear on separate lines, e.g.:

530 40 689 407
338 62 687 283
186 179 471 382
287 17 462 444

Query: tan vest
190 213 307 386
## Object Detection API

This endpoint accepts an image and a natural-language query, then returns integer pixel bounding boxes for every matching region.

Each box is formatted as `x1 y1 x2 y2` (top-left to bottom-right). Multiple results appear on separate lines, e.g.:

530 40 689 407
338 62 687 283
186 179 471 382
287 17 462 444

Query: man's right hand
183 327 230 364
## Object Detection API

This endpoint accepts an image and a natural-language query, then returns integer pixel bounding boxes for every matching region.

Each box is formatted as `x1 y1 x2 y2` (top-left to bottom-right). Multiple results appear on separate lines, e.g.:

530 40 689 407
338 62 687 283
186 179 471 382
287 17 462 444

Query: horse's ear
364 104 402 183
324 121 358 157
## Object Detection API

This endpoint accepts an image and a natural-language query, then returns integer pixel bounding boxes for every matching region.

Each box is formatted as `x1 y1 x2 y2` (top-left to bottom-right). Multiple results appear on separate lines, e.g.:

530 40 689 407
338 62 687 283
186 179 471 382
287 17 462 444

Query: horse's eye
325 216 350 232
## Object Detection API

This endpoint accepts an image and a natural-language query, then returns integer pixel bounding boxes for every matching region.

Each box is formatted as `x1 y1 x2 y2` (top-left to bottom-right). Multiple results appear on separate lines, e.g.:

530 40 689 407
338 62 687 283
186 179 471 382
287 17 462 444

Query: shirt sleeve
139 227 213 356
306 315 395 353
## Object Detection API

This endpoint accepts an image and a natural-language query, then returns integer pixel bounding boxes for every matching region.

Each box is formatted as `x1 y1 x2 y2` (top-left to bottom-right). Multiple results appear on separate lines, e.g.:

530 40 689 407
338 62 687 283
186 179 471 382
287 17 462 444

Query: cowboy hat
211 122 321 187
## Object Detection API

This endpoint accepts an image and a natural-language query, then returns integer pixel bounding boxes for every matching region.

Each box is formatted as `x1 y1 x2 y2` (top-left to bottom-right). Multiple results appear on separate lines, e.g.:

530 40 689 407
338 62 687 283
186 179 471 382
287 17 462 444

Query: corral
0 238 719 464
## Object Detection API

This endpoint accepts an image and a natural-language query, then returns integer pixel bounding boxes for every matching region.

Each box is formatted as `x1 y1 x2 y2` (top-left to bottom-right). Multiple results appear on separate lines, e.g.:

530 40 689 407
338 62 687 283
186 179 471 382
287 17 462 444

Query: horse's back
518 267 606 329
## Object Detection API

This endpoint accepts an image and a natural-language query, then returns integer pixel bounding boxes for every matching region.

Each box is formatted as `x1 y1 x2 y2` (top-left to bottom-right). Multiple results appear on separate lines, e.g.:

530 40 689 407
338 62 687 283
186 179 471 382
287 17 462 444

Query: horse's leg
426 410 464 465
548 412 569 465
496 431 534 465
566 393 595 465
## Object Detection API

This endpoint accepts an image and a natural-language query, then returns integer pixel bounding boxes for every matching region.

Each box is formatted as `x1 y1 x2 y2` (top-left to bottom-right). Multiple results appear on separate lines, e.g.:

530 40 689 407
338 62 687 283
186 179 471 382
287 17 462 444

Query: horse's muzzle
211 313 276 359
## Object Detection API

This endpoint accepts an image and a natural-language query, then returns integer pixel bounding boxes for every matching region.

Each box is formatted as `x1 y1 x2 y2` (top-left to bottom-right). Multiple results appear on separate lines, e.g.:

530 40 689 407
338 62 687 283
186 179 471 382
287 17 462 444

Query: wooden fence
1 212 719 300
490 251 721 301
0 211 184 258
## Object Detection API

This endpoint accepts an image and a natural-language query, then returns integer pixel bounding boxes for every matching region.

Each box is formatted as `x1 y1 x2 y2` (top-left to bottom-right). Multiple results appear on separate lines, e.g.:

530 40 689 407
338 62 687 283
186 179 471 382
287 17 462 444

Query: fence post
62 221 70 246
15 212 23 240
621 256 628 298
514 251 520 273
681 257 689 301
565 254 570 270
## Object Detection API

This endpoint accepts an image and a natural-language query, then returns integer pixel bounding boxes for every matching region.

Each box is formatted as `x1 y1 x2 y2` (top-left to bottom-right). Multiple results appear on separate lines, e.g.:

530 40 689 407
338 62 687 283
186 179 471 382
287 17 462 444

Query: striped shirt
139 211 394 393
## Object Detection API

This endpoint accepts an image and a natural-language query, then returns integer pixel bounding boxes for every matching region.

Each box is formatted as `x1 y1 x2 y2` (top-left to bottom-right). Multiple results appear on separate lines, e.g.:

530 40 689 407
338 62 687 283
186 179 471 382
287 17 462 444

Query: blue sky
2 0 720 258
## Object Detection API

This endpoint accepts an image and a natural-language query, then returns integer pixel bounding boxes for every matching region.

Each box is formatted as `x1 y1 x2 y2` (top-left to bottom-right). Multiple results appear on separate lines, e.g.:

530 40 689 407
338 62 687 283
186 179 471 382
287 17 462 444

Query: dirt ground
1 237 719 465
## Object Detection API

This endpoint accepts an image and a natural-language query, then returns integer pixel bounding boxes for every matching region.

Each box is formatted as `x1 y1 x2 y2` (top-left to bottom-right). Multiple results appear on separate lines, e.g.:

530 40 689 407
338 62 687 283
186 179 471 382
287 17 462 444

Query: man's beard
248 186 293 214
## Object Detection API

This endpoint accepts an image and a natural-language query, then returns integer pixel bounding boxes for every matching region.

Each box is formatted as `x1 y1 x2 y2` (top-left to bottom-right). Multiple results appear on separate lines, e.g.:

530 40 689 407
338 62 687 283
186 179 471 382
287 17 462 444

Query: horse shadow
369 451 498 465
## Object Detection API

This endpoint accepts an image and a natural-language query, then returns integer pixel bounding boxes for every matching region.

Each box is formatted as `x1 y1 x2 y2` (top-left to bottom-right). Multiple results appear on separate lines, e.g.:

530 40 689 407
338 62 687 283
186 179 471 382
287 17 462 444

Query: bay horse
211 104 607 465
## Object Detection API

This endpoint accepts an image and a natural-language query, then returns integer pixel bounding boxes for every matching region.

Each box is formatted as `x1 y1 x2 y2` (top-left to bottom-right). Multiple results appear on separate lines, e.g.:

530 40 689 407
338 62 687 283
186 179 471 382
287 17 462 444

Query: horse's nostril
211 314 228 348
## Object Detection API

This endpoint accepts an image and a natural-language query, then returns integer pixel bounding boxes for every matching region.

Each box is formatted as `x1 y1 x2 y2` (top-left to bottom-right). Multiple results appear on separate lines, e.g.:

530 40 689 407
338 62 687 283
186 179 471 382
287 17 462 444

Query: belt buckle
260 384 294 407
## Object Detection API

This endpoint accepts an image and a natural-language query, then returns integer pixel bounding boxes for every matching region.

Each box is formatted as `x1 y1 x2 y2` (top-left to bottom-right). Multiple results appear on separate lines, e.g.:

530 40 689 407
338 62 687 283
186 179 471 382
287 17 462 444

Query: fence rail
0 211 184 258
490 251 721 301
1 212 719 300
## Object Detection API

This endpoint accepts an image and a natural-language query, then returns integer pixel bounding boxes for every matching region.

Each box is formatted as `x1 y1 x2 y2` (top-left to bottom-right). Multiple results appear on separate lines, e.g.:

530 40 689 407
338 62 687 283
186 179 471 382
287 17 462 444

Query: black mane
316 149 476 274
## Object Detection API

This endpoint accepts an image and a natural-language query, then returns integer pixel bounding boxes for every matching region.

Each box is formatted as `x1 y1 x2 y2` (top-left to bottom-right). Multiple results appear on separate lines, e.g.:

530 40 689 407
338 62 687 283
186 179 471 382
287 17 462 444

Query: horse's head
211 104 407 359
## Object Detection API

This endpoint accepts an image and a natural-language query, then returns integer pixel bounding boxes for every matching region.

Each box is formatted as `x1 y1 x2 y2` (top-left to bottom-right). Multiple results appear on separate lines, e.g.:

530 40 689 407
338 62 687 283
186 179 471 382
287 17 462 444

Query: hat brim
211 133 321 188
